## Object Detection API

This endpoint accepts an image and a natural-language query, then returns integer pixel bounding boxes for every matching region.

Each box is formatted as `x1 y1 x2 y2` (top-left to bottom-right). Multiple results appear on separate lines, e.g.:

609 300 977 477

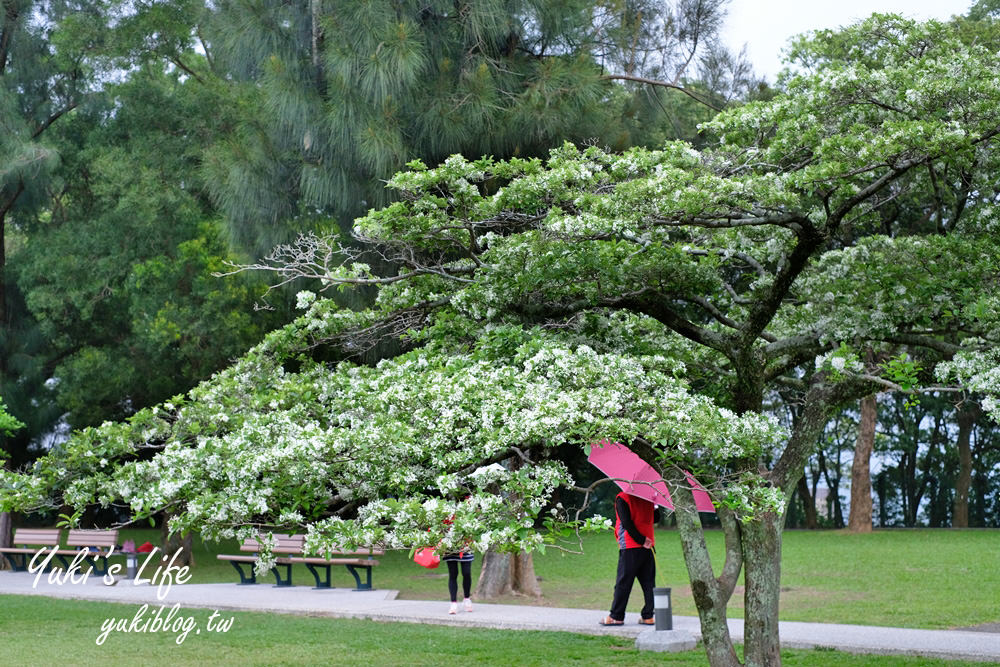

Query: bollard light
126 553 138 579
653 587 672 631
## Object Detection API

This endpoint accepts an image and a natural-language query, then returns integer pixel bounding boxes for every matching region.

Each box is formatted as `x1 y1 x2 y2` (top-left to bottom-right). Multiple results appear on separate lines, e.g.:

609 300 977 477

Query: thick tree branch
827 156 924 228
684 248 768 278
769 375 876 492
603 73 723 111
882 334 962 357
678 295 777 343
716 506 743 600
738 226 824 349
621 294 730 354
651 212 808 231
31 103 78 139
763 333 823 361
169 55 205 84
851 374 962 395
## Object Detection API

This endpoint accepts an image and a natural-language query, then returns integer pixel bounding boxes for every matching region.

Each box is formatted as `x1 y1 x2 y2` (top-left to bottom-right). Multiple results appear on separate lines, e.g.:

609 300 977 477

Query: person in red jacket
599 491 656 626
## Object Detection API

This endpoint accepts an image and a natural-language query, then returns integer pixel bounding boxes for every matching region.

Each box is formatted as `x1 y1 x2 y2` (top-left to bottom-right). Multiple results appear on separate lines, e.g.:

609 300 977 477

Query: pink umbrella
586 440 715 512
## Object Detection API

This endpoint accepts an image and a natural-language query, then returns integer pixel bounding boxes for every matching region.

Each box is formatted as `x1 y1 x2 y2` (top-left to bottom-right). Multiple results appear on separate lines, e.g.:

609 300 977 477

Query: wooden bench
0 528 62 572
217 534 303 587
54 529 120 577
289 548 383 591
217 534 382 590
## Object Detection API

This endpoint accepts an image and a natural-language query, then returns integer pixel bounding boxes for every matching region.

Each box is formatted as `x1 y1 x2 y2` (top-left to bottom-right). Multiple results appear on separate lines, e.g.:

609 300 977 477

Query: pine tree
0 0 72 356
200 0 751 253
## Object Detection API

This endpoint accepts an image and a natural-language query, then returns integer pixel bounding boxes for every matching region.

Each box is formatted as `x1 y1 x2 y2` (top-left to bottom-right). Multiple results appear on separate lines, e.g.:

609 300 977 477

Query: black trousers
609 547 655 621
446 560 472 602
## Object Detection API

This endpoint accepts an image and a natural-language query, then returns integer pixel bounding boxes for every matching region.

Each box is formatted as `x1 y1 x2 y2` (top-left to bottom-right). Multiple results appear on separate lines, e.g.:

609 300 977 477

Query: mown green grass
53 526 1000 629
0 594 987 667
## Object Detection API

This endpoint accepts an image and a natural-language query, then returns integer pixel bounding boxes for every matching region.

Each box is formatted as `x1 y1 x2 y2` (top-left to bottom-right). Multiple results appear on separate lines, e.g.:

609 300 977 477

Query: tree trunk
0 511 11 570
876 471 887 527
475 550 541 598
160 514 195 567
847 395 877 532
952 404 976 528
765 378 867 665
817 449 844 528
742 513 783 667
795 474 818 529
672 484 740 667
971 446 986 526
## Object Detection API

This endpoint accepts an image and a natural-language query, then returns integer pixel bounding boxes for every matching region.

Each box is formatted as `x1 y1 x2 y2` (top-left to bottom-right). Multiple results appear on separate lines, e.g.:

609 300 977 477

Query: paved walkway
2 571 999 662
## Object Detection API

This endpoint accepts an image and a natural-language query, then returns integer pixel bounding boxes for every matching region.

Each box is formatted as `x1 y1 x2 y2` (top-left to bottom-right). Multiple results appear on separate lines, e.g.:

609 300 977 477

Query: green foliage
7 593 983 666
199 0 741 252
10 65 276 429
0 396 24 439
4 13 1000 664
8 12 1000 544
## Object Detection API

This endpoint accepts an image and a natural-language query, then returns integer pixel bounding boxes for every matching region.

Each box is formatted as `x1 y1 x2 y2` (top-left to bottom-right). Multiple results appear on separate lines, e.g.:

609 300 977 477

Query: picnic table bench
0 528 120 575
217 534 382 590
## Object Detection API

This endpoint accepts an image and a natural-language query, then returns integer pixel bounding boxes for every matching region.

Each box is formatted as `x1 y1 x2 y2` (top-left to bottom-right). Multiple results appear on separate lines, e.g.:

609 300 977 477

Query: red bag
413 547 440 569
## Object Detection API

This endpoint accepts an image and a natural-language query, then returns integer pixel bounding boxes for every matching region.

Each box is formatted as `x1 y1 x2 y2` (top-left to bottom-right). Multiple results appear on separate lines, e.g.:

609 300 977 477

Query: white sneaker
448 602 458 615
463 598 473 612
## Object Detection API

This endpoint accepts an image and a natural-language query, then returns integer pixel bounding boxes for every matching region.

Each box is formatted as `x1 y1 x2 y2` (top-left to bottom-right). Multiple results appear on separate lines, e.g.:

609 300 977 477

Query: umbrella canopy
586 440 715 512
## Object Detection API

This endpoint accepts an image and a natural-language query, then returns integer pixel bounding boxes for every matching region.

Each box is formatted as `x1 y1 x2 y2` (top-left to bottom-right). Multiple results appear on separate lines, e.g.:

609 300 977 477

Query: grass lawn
102 526 1000 630
0 594 987 666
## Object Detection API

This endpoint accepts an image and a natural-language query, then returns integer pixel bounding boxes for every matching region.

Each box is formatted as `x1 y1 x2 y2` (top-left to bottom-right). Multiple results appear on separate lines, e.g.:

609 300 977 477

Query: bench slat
238 533 306 554
65 529 119 548
217 555 294 563
290 557 380 566
11 528 62 546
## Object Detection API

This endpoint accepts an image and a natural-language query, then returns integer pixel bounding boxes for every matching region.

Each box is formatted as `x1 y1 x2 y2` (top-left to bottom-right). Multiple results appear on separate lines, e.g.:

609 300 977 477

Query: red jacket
615 492 655 549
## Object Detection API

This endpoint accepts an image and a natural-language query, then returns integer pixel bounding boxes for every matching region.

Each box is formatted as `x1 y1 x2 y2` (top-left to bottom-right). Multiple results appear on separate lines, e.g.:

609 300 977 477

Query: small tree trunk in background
0 511 11 570
160 514 195 567
848 394 877 532
952 403 977 528
796 474 818 529
876 472 887 527
476 550 541 598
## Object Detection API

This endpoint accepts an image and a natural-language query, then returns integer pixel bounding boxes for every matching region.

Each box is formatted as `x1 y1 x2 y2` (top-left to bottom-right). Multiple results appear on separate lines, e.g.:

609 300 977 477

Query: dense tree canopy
200 0 754 251
1 0 86 354
3 10 1000 667
12 65 272 429
2 0 747 447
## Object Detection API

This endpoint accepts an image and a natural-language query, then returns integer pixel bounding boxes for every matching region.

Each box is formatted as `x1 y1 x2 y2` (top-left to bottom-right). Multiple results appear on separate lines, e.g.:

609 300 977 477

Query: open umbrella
586 440 715 512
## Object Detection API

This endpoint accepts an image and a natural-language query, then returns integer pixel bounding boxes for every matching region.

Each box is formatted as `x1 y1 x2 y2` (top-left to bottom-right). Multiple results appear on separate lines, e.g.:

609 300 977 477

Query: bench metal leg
304 563 332 589
228 561 257 585
270 562 293 587
1 553 26 572
83 555 110 577
345 564 373 591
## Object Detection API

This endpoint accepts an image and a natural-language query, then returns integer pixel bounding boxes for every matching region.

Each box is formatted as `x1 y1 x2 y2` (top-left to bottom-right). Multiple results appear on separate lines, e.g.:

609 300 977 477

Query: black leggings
446 560 472 602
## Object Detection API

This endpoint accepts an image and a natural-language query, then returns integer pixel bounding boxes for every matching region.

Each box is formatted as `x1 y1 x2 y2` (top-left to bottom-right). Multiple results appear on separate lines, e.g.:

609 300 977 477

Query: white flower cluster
936 346 1000 423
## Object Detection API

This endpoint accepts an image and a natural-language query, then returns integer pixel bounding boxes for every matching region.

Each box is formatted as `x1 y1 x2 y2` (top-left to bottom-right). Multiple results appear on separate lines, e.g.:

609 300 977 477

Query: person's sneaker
463 597 473 612
448 602 458 615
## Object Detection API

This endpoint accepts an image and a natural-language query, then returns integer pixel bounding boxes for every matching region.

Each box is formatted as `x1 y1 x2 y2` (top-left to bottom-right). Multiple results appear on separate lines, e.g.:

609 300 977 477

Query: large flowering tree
4 14 1000 667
